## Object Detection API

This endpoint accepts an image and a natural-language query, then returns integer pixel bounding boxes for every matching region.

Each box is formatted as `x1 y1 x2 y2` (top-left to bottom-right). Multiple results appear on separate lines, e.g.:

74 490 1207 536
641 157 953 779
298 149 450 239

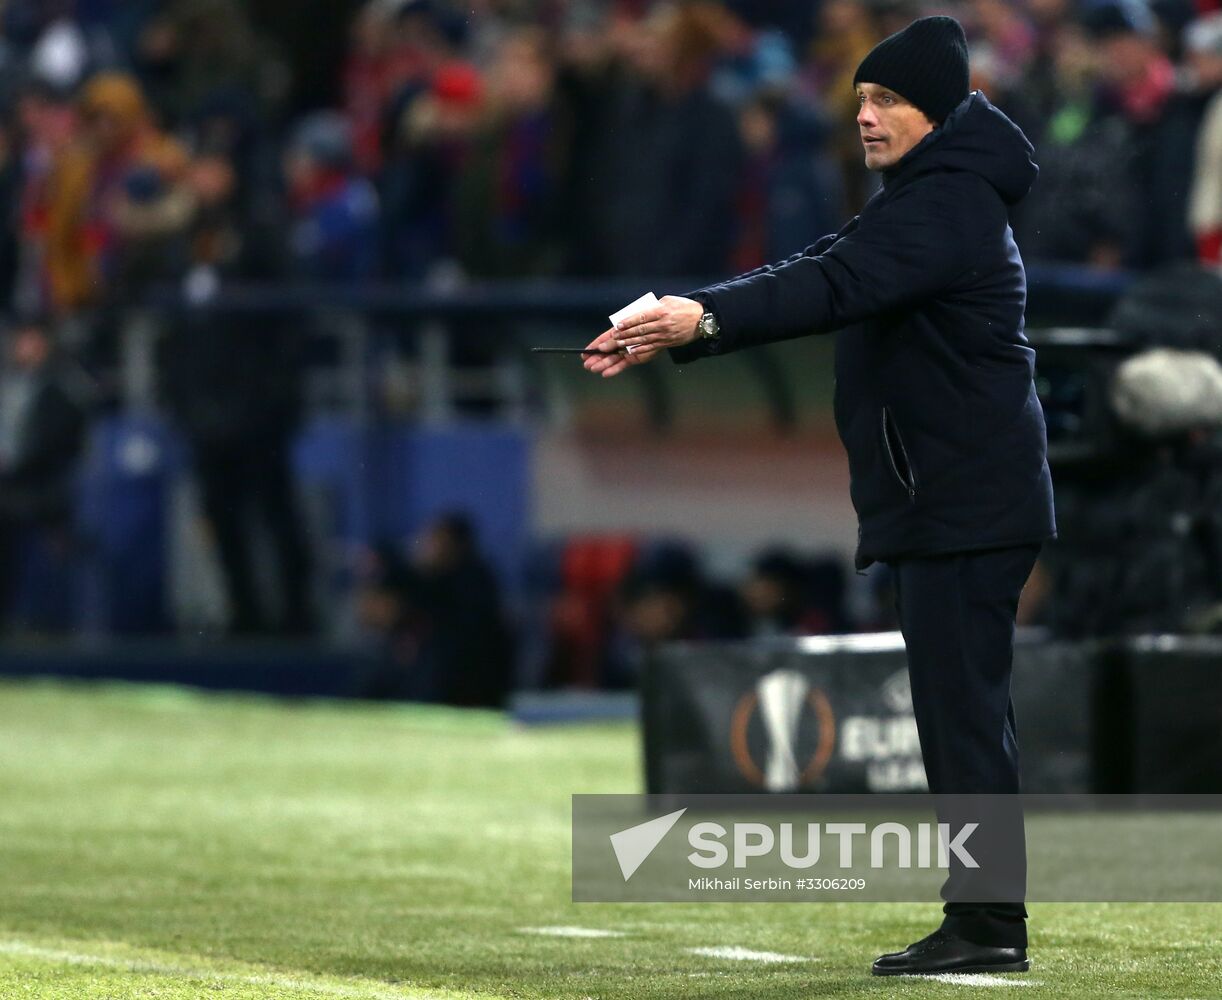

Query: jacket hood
883 90 1038 205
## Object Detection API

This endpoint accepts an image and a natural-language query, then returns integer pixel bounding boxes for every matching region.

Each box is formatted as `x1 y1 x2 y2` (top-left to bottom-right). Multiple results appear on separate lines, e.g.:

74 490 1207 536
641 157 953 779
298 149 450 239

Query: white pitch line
0 939 487 1000
686 946 815 963
518 926 626 938
911 972 1041 987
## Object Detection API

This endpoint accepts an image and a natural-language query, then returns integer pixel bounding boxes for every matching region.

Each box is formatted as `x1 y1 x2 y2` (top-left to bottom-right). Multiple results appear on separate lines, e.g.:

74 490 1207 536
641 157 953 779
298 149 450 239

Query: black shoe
871 929 1029 976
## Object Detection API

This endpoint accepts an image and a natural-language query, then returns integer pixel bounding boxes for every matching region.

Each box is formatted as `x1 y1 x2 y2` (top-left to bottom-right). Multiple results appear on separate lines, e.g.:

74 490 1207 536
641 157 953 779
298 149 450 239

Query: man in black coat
583 16 1055 977
161 151 316 636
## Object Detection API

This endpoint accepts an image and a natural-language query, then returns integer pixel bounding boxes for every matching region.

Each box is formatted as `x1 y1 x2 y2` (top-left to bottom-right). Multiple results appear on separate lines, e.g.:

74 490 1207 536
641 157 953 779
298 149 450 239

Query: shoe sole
872 959 1031 976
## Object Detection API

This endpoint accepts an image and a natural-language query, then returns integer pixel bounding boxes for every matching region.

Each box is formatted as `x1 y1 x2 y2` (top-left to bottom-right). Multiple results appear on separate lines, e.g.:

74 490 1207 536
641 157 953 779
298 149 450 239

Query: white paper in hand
609 292 658 328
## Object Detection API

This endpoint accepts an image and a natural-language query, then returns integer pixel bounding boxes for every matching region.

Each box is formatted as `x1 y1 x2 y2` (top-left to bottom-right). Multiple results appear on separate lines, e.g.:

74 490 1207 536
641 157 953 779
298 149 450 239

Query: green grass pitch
0 679 1218 999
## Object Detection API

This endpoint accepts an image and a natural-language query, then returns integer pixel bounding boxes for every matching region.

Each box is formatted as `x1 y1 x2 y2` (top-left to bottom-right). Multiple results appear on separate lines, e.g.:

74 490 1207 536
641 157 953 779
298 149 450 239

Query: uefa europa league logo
757 669 810 792
729 667 836 791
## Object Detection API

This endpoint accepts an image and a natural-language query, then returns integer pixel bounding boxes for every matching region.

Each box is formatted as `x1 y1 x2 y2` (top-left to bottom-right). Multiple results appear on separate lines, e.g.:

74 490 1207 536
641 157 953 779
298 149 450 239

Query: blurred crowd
1 0 1221 658
353 517 918 705
2 0 1222 323
352 514 1057 704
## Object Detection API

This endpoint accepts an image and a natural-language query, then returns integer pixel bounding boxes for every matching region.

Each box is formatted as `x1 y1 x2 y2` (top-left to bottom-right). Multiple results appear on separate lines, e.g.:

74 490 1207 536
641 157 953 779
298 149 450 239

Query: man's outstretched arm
580 228 852 377
583 179 978 376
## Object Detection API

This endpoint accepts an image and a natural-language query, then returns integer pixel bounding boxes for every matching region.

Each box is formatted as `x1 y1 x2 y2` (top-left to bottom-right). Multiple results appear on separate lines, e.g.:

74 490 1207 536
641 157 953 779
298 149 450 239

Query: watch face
701 314 718 337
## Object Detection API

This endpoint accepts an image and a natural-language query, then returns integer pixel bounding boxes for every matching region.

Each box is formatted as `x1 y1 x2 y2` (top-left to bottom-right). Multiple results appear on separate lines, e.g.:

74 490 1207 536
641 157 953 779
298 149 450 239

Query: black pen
530 347 621 354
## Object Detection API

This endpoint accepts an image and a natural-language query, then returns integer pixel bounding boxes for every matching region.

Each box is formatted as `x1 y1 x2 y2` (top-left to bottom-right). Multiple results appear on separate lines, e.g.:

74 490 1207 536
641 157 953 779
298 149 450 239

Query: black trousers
890 543 1041 948
194 436 315 635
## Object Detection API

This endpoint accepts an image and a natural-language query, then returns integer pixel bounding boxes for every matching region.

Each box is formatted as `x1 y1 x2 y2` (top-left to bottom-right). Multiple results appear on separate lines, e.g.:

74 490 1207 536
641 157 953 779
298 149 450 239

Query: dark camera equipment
1030 265 1222 639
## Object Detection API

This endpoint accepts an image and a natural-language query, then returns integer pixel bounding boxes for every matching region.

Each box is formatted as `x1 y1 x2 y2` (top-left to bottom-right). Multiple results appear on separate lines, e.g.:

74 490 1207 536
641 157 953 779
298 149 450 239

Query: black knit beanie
853 16 970 125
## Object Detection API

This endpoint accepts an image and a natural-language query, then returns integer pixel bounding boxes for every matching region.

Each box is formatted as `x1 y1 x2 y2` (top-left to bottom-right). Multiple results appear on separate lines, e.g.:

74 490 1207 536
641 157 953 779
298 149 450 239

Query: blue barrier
292 418 530 591
58 416 531 636
0 643 375 698
76 416 182 634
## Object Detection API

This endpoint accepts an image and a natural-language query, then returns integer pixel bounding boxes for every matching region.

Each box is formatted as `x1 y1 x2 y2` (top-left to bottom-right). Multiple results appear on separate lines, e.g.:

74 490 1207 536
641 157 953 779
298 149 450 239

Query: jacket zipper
881 407 918 500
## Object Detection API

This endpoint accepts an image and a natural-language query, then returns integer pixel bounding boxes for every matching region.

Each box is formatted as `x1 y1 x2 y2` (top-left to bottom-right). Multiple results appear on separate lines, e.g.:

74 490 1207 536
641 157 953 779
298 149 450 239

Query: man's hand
582 295 705 378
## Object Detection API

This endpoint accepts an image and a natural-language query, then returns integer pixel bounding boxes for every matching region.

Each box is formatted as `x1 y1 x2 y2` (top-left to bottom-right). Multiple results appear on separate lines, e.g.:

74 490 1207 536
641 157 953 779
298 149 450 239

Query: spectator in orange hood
45 72 190 313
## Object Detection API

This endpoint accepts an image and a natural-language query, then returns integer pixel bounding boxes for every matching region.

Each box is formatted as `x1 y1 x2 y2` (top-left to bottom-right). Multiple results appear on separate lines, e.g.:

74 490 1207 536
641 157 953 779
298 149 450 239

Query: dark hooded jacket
670 92 1056 569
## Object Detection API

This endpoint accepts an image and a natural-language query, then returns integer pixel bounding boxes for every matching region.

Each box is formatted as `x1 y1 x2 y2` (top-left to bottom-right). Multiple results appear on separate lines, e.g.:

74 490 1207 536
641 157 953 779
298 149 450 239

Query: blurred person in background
133 0 285 129
0 315 87 632
355 540 421 696
1007 23 1140 268
453 27 568 278
136 0 252 123
44 72 190 322
733 85 843 270
343 0 402 177
10 81 79 316
380 59 483 278
606 573 696 687
553 2 630 275
343 0 464 178
966 43 1022 118
584 3 744 277
358 513 513 707
179 88 282 234
284 111 380 282
739 547 846 636
966 0 1037 90
1020 0 1077 114
1083 0 1202 268
739 548 809 637
409 511 513 707
160 144 315 637
446 27 570 412
376 54 495 410
805 0 883 214
601 541 746 687
1187 13 1222 264
43 72 191 401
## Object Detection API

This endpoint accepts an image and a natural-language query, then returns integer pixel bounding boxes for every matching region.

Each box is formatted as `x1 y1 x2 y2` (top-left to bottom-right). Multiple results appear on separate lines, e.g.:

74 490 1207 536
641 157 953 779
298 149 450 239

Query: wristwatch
697 310 721 341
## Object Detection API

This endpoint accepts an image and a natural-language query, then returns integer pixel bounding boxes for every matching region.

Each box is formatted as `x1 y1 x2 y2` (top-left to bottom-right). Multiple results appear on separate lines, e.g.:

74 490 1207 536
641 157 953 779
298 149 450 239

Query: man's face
856 82 935 171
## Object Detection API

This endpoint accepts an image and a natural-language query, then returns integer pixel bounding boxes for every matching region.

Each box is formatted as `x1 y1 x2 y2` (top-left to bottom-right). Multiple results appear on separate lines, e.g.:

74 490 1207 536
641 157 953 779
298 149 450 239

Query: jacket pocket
881 407 918 499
